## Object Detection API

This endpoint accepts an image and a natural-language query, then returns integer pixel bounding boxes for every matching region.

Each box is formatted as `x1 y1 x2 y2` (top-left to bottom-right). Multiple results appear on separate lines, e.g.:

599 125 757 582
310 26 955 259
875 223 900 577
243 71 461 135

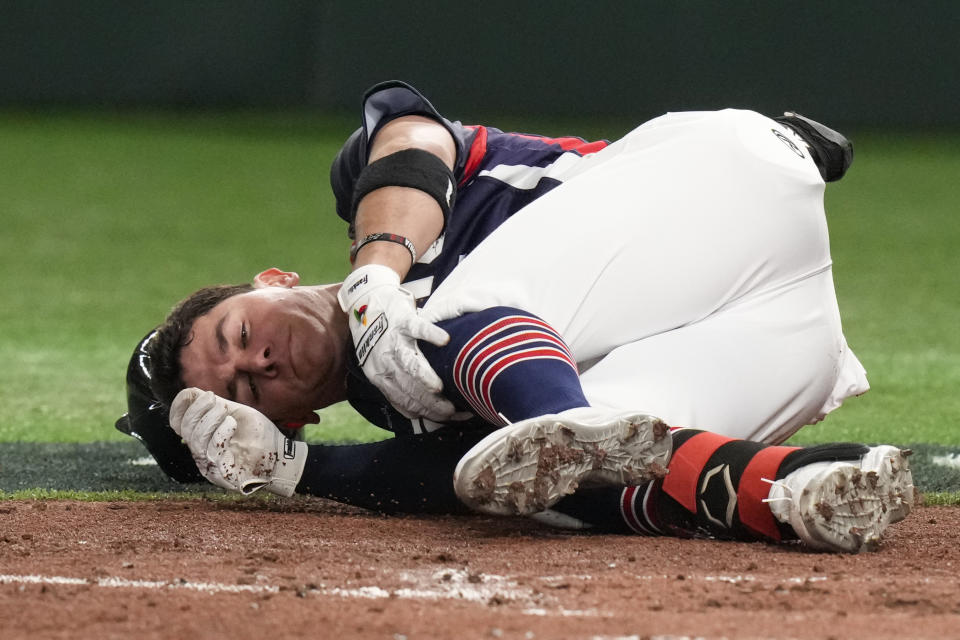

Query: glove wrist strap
240 438 308 498
337 263 405 311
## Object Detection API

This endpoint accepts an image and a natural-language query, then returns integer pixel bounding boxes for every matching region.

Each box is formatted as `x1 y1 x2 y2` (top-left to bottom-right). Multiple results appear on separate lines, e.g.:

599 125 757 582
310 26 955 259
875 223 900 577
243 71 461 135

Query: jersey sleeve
329 80 477 233
295 429 483 514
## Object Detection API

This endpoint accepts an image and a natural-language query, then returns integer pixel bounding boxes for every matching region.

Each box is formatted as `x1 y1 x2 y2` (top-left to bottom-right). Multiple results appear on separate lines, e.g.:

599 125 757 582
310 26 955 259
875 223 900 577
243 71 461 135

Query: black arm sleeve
295 429 485 515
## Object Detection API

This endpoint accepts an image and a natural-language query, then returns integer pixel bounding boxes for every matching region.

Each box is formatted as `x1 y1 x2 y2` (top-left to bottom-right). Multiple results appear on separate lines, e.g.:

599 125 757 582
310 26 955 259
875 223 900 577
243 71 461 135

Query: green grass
787 131 960 446
0 109 384 444
0 111 957 454
921 493 960 506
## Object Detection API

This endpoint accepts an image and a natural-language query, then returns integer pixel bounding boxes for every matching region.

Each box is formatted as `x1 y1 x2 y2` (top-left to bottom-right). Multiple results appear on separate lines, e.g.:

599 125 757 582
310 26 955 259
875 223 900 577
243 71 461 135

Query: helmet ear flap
116 330 203 483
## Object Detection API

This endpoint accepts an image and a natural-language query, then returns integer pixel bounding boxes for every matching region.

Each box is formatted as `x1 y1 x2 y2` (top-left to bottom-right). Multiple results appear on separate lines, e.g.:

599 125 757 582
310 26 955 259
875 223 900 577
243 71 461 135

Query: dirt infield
2 498 958 640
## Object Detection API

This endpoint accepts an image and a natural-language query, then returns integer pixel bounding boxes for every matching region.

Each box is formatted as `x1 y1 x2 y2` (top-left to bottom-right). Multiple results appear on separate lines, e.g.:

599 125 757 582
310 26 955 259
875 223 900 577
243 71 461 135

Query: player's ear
253 268 300 289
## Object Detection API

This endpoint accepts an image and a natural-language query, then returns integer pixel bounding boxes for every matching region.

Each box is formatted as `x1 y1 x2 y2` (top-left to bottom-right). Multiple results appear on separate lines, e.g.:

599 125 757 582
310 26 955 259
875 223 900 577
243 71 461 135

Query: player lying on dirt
119 81 914 553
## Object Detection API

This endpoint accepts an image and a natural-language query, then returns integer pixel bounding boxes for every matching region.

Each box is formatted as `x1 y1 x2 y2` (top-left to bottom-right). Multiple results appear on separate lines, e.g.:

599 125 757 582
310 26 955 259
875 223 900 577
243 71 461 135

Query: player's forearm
352 115 456 279
353 187 444 278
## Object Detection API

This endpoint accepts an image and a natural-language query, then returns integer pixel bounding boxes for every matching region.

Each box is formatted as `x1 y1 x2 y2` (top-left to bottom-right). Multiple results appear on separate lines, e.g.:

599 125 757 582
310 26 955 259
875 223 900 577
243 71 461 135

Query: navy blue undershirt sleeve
295 428 483 514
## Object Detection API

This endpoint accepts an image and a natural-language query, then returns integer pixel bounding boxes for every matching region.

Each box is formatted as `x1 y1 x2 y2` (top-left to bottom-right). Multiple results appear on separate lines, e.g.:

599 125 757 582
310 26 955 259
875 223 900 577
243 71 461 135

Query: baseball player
119 81 914 552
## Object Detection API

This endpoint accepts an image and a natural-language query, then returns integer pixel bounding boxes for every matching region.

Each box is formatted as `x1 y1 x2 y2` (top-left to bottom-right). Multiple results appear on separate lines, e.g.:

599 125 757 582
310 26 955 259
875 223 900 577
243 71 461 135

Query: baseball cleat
453 409 672 516
765 445 914 553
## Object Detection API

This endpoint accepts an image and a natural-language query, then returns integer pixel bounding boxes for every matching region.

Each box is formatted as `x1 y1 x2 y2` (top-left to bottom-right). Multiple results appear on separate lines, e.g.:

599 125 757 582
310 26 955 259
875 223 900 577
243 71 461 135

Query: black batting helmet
114 330 203 483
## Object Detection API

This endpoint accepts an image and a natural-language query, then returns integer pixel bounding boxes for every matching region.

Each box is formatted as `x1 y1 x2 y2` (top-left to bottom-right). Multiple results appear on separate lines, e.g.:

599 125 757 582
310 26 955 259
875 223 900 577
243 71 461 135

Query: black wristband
351 148 457 226
350 232 418 265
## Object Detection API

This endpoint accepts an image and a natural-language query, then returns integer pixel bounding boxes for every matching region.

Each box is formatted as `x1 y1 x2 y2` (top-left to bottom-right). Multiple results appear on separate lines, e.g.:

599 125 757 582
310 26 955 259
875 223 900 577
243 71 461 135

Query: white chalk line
0 573 277 594
0 569 602 617
321 568 535 605
129 456 159 467
0 570 833 620
316 568 608 618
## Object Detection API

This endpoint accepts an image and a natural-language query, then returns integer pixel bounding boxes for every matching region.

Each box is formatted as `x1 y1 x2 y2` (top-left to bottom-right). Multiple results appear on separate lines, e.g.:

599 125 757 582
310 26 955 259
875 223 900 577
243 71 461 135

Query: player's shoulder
331 81 478 196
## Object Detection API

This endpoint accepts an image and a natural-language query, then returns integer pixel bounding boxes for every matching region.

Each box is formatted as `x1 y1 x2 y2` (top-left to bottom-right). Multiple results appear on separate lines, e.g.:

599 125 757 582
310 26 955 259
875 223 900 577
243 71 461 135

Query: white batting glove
338 264 457 421
169 388 307 497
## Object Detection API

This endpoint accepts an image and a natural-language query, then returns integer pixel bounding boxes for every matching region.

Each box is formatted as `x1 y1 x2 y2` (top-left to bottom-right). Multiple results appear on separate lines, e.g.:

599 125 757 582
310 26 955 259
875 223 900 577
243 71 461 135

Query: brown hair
147 284 254 407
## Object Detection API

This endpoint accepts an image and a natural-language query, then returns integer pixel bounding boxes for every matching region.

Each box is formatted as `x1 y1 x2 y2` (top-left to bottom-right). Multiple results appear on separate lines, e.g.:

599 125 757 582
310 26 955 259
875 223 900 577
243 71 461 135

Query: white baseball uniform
420 109 868 444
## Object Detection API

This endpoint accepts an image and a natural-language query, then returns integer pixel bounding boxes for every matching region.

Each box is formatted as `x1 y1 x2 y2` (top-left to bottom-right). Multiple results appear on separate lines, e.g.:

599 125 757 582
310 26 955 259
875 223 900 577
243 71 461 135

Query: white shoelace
760 476 792 505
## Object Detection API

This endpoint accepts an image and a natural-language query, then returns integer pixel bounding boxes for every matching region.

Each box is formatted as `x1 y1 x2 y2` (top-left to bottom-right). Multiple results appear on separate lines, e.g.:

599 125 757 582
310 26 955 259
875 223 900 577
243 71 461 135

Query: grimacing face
178 284 347 423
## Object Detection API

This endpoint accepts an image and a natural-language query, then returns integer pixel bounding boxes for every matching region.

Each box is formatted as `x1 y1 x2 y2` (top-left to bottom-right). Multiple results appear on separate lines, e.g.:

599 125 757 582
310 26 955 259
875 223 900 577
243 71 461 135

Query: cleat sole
453 412 672 516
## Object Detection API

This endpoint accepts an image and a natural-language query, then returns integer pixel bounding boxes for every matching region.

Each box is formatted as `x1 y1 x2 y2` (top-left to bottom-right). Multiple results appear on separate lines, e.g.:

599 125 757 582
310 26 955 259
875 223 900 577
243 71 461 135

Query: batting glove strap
337 263 403 313
240 437 308 498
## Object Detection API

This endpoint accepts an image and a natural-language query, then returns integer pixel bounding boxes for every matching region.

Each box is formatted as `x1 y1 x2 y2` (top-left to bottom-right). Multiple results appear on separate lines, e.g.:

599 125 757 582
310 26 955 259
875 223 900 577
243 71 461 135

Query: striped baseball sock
421 306 589 425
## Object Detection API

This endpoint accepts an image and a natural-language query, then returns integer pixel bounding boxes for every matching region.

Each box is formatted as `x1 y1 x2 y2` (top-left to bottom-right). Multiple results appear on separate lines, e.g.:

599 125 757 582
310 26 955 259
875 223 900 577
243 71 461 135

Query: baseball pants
422 109 868 444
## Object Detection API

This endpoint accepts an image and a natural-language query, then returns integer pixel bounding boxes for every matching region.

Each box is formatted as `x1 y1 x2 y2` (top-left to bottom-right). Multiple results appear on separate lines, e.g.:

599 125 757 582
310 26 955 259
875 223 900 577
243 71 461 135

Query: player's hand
169 388 307 497
337 264 457 421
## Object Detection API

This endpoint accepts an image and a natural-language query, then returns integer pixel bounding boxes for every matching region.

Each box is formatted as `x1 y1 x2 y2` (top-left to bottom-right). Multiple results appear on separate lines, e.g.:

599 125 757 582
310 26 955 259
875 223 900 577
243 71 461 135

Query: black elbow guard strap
351 148 457 225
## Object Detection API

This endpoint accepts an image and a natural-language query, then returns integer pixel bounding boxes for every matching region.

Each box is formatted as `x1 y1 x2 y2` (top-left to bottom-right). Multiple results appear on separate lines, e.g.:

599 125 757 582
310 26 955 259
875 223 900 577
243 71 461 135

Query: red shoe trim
737 446 800 541
661 432 735 513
